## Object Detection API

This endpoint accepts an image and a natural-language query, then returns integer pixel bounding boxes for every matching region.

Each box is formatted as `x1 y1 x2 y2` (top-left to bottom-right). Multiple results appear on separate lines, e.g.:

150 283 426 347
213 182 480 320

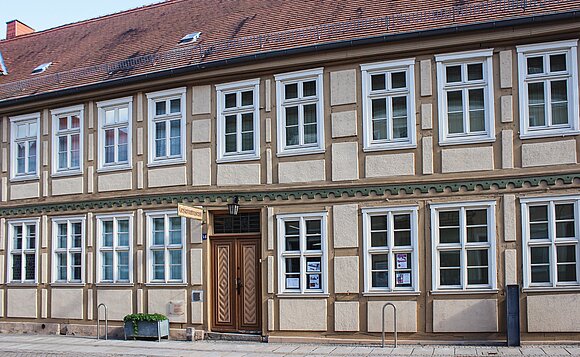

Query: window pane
27 225 36 249
528 82 545 127
467 249 488 267
285 83 298 99
371 98 387 119
531 246 549 264
468 89 485 132
58 117 68 130
392 97 407 119
440 250 460 267
556 221 575 239
102 251 113 280
155 122 166 157
467 209 487 225
72 223 82 248
467 267 488 285
241 113 253 131
391 71 406 89
13 225 22 250
304 104 317 124
155 101 166 116
241 90 253 106
118 107 129 122
241 133 253 152
153 218 165 245
25 254 35 280
153 250 164 280
393 117 407 139
440 269 460 286
467 227 488 243
169 217 182 245
57 253 67 280
304 111 318 145
105 109 115 124
170 99 180 113
557 264 577 282
118 219 130 247
439 211 459 244
372 119 387 141
447 92 464 134
169 120 181 156
550 54 567 72
28 141 37 173
285 106 299 146
71 116 80 129
551 80 569 125
225 93 237 108
467 63 483 81
527 56 544 74
169 250 182 280
446 65 461 83
531 265 550 283
371 74 386 91
118 251 129 281
102 221 113 247
284 221 299 251
12 255 21 281
58 223 67 249
286 257 300 273
303 81 316 97
225 115 237 133
530 205 548 222
557 245 576 263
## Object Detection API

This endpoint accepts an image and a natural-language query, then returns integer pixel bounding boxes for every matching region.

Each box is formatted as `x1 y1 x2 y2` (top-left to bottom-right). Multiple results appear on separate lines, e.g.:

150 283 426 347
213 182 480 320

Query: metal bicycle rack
97 303 108 340
381 302 397 348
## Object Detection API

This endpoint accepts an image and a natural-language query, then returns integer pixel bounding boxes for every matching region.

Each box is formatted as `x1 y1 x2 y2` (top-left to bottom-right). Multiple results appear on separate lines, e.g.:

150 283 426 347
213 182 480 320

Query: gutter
0 10 579 109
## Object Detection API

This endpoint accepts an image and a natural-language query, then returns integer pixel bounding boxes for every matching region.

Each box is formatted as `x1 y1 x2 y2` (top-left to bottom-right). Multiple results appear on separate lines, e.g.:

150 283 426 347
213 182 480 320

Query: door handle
236 278 243 294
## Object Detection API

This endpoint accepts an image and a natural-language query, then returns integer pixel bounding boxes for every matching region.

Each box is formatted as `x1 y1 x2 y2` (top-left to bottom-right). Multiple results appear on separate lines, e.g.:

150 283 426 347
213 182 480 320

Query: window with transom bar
521 196 580 288
146 88 186 165
97 98 132 170
147 211 186 284
97 215 132 283
51 106 83 175
363 207 418 293
10 114 39 180
435 50 495 145
8 219 38 283
277 212 327 294
517 40 580 138
52 217 85 283
431 202 497 291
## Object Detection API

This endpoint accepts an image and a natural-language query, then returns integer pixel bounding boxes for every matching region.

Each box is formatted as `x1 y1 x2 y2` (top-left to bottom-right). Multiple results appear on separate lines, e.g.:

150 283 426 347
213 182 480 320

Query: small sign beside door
178 204 204 220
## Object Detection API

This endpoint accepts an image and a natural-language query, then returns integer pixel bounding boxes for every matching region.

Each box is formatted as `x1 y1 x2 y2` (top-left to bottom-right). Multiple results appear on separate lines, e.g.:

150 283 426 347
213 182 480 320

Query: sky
1 0 161 40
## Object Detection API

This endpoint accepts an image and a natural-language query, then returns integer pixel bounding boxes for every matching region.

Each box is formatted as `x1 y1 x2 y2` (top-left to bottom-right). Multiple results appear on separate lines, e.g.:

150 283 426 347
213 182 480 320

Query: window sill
51 170 83 178
10 175 40 183
6 282 39 287
363 142 416 153
276 147 325 158
145 283 188 287
520 129 580 140
94 283 135 287
277 293 329 298
50 283 86 287
430 289 498 295
96 165 133 174
438 136 495 147
522 286 580 293
216 154 261 164
363 291 421 297
147 159 186 169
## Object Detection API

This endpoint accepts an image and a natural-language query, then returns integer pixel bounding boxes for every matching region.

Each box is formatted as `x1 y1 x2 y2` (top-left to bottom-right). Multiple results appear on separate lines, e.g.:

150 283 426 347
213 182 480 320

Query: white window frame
216 79 261 163
517 40 580 138
9 113 40 181
361 59 417 151
97 97 133 172
277 212 328 295
521 195 580 289
146 87 187 167
7 218 39 284
96 213 134 284
362 206 419 294
430 201 497 292
51 216 86 284
274 68 325 157
51 105 84 176
435 49 495 145
146 210 186 284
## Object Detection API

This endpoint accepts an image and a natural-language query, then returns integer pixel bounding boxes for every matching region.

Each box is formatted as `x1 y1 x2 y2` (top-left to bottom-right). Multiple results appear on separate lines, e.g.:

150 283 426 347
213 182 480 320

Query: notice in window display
308 274 320 289
396 254 408 269
396 272 411 285
286 277 299 289
306 261 321 272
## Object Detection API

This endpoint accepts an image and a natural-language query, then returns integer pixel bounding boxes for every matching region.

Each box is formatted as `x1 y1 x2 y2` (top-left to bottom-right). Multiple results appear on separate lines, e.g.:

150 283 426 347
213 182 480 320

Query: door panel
211 237 261 333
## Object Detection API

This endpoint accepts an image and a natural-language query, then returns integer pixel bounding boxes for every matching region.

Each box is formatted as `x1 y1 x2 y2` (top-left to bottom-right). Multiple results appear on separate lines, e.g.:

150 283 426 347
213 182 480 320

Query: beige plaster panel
505 249 517 285
366 153 415 178
87 289 93 320
52 176 83 196
441 146 494 173
0 289 3 317
499 50 513 89
7 288 37 318
267 256 274 294
41 289 47 319
420 60 432 96
97 171 132 192
190 248 203 285
421 103 433 130
331 110 357 138
192 118 211 143
335 301 359 332
137 161 144 189
192 148 211 186
422 137 434 175
51 288 83 320
278 160 325 184
267 299 275 331
191 301 203 325
216 163 261 186
148 289 187 323
332 142 359 181
501 96 513 123
528 294 580 332
368 301 417 333
1 177 6 202
192 85 212 115
521 140 577 168
333 204 359 249
432 299 498 332
148 165 187 188
503 194 516 242
279 299 327 331
137 127 144 155
330 69 356 106
10 181 39 200
87 167 94 194
334 256 359 294
97 290 133 321
501 130 514 169
190 219 203 244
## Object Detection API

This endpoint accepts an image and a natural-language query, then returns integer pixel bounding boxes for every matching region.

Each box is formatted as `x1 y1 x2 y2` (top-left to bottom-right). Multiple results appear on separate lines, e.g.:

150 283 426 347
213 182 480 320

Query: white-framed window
277 212 328 294
430 201 497 291
146 211 186 284
274 68 324 156
216 79 260 162
521 195 580 289
10 113 40 181
7 219 39 283
96 213 133 284
435 49 495 145
517 40 580 138
51 105 84 176
52 216 85 283
362 206 419 293
146 88 186 166
361 59 416 151
97 97 132 171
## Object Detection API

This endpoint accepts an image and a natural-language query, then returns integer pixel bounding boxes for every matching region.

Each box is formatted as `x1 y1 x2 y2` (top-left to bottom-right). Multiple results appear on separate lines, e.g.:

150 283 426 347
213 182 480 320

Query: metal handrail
381 302 397 348
97 303 108 340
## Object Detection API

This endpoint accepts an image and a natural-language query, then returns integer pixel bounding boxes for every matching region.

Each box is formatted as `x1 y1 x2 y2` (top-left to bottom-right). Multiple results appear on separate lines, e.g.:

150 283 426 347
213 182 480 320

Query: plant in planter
123 313 169 341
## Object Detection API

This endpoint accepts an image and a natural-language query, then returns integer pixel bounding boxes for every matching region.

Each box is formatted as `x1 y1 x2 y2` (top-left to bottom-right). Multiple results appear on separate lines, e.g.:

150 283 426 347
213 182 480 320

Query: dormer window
31 62 52 75
178 32 201 44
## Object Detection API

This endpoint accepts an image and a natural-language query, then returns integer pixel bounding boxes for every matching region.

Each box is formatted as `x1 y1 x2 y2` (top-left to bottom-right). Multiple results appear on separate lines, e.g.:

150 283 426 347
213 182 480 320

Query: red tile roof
0 0 579 102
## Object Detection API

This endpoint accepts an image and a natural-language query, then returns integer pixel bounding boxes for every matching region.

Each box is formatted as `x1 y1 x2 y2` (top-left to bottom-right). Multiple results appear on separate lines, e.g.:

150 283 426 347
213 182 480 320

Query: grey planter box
124 319 169 341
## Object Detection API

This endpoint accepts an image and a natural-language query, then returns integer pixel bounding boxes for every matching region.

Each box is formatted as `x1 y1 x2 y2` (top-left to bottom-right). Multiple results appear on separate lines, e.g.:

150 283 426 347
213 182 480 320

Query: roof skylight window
178 32 201 44
31 62 52 75
0 52 7 75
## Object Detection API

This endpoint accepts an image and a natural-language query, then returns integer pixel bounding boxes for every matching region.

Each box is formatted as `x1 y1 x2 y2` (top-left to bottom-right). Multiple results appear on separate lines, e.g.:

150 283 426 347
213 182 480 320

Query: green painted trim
0 173 578 216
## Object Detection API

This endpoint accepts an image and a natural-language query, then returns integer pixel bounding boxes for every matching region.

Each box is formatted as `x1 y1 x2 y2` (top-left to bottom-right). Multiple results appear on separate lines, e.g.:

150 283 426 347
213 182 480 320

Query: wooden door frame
210 234 262 333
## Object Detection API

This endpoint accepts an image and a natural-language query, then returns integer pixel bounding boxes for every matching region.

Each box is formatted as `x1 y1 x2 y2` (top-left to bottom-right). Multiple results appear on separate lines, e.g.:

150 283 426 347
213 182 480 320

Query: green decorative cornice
0 173 578 216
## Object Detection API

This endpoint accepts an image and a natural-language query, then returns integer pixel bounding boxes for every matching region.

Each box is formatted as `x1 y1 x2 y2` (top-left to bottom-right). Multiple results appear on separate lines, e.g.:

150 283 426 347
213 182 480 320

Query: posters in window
306 261 321 272
396 254 408 269
308 274 320 289
286 277 299 289
396 272 411 285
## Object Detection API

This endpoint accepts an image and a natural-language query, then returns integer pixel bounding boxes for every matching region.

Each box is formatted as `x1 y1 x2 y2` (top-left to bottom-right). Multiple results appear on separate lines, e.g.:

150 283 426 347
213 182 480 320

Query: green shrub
123 313 168 335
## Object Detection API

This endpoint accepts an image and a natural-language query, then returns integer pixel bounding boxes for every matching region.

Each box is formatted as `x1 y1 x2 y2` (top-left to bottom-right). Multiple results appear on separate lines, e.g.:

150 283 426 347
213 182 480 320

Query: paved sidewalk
0 334 579 356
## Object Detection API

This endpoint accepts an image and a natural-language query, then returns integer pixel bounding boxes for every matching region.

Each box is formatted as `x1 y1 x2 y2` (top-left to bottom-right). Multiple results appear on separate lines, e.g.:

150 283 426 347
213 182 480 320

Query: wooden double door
211 237 261 333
